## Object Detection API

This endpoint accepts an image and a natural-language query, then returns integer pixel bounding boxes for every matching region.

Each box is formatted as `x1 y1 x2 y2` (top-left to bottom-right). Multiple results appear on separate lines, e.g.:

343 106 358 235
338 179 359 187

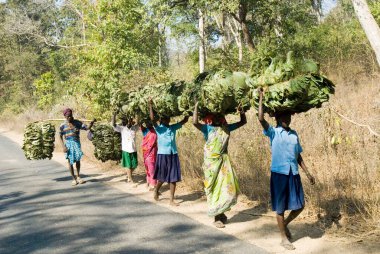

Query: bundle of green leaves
178 81 201 115
248 51 334 114
196 70 250 115
121 81 186 120
22 122 55 160
92 124 121 162
120 52 333 118
250 74 335 114
248 51 320 87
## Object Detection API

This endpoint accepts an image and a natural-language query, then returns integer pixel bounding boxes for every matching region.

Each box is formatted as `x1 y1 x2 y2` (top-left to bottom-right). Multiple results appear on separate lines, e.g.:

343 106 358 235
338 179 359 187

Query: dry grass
1 70 379 239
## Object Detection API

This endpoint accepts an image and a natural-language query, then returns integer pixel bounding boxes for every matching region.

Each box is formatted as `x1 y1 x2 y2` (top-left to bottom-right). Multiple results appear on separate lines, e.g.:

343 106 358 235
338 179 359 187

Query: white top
114 124 139 153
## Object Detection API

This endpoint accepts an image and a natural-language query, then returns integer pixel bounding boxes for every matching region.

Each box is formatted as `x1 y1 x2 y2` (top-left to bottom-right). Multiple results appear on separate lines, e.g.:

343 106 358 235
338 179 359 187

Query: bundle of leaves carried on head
22 122 56 160
247 51 335 115
121 81 187 120
121 71 251 119
91 124 121 162
120 51 334 119
178 70 251 116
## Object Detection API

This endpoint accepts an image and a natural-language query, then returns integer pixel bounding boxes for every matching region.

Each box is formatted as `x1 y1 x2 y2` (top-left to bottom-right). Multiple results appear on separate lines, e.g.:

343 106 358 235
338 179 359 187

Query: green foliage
250 1 377 75
248 52 334 114
1 0 378 120
196 70 250 115
0 0 57 114
250 74 335 114
121 80 187 120
370 0 380 24
67 0 163 119
33 72 56 110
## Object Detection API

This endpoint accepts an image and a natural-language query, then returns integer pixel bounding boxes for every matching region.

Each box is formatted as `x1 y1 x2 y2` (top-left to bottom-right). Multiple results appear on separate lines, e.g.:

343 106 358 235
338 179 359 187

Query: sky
323 0 338 14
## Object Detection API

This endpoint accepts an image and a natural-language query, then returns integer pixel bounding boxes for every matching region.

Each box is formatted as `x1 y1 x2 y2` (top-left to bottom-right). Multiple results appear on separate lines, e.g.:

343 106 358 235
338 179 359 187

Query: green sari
202 125 240 216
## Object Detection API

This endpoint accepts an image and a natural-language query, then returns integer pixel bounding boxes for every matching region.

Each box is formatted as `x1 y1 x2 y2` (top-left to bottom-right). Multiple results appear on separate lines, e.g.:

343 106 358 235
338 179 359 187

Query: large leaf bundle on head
92 124 121 162
121 81 186 120
149 81 186 118
22 122 55 160
178 74 204 115
250 74 335 114
110 89 129 109
194 70 250 115
121 91 141 120
248 51 334 114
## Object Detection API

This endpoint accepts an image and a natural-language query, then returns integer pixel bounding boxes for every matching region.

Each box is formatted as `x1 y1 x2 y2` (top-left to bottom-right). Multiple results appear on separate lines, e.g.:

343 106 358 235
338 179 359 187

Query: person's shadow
228 203 269 224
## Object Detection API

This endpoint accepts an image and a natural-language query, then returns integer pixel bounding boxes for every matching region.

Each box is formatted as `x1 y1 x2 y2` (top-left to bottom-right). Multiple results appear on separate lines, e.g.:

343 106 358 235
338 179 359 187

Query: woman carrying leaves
59 108 95 186
141 122 158 191
192 102 247 228
257 88 315 250
148 98 189 206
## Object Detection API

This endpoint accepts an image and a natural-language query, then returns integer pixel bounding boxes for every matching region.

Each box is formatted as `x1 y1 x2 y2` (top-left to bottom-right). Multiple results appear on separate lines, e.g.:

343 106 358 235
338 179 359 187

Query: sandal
71 180 78 186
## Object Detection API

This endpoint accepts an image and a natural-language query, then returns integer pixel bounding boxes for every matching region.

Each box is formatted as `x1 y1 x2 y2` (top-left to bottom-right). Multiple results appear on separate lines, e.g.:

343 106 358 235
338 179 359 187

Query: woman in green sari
193 102 247 228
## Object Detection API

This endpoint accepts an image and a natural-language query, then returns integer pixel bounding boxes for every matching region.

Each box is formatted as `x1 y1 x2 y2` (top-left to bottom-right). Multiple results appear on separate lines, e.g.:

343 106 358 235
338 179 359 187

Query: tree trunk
230 2 255 52
82 9 86 44
352 0 380 67
227 16 243 64
214 13 228 51
311 0 322 23
198 9 206 73
241 21 254 52
158 25 162 68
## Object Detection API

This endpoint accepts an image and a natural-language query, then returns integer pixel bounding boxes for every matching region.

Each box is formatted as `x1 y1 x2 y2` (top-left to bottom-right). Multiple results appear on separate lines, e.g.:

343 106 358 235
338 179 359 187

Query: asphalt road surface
0 133 267 254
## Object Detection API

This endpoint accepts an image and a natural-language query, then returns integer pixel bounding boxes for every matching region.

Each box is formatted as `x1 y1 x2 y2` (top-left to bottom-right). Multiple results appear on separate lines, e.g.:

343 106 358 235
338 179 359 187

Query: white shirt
114 125 139 153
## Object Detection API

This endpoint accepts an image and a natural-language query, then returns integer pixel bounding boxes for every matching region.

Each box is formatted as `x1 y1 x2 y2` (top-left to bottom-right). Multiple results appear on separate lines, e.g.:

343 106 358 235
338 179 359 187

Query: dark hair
274 111 291 122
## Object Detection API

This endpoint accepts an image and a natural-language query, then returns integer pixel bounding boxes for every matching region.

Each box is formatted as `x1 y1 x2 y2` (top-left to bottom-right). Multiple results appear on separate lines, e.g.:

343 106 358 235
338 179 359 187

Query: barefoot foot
281 239 295 250
170 201 180 206
213 220 225 228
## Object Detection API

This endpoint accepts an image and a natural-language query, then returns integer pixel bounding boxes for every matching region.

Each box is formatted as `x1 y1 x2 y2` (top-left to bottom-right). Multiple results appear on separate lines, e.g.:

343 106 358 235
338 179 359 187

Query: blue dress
60 120 87 165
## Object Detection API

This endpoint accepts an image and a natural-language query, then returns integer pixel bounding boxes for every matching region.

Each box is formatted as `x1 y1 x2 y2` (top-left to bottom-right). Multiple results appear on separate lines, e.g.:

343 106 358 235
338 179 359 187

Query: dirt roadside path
3 127 378 254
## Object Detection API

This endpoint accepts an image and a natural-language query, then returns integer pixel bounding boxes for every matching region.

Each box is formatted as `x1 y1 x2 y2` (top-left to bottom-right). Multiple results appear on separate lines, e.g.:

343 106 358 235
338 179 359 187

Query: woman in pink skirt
141 122 158 191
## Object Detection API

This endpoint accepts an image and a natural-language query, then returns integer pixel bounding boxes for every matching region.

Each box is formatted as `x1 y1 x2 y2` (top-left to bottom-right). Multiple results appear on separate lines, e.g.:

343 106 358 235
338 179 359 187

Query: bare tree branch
2 4 89 49
331 107 380 137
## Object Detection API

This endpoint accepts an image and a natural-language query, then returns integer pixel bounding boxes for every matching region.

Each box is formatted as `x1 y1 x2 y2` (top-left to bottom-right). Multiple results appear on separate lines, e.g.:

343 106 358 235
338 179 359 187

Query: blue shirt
155 123 182 154
264 125 303 175
200 123 239 140
60 120 87 141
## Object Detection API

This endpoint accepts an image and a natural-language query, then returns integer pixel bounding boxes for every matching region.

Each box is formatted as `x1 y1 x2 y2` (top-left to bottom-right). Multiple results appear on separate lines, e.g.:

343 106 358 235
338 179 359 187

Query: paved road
0 132 267 254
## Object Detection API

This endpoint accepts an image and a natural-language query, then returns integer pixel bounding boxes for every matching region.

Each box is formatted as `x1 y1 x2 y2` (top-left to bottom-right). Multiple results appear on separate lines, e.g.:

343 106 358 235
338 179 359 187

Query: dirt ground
3 127 379 254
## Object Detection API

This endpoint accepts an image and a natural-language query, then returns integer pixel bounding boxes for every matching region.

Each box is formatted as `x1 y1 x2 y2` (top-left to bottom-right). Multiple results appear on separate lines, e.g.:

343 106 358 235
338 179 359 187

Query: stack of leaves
194 70 250 115
110 89 129 109
178 77 202 115
248 52 334 114
92 124 121 162
250 74 334 114
22 122 56 160
120 51 333 118
122 81 186 120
